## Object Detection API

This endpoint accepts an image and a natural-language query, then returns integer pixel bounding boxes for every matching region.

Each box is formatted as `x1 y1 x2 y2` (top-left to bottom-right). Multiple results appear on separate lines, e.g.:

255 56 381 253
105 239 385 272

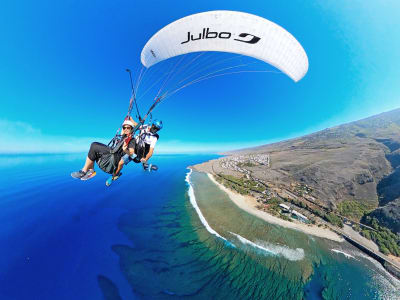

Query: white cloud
0 119 42 136
0 119 108 153
155 139 271 154
0 119 272 154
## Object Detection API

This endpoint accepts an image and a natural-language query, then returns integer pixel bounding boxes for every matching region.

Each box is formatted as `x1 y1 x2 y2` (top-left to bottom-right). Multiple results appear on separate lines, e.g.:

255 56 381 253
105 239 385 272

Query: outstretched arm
141 147 154 163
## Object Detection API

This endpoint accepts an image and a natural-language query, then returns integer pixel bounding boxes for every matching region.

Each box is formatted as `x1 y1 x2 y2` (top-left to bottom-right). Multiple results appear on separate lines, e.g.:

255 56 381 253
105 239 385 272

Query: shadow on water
97 275 123 300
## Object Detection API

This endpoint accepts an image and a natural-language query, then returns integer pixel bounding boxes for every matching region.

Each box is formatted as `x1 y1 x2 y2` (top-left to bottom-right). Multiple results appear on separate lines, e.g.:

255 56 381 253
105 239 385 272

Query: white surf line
333 249 400 286
229 232 274 254
229 231 305 261
331 249 356 259
186 169 234 246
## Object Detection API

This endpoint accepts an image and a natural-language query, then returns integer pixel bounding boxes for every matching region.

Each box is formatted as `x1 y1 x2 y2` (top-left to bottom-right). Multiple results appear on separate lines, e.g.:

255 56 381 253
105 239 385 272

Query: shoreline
206 173 344 243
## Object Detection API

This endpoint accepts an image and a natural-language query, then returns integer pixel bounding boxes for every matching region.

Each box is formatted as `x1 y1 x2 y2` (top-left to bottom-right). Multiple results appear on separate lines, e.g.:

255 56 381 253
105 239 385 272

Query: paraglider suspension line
126 69 142 120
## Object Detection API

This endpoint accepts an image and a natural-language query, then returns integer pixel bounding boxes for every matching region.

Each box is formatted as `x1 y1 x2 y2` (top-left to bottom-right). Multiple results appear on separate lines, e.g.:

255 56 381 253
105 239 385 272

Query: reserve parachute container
141 10 308 82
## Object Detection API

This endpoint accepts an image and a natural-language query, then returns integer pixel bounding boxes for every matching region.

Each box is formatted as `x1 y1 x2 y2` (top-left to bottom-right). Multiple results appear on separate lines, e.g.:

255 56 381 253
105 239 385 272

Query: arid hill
226 108 400 233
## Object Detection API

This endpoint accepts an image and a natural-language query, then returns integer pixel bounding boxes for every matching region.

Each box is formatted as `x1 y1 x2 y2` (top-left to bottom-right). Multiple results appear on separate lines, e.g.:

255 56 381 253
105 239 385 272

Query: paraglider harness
97 69 163 174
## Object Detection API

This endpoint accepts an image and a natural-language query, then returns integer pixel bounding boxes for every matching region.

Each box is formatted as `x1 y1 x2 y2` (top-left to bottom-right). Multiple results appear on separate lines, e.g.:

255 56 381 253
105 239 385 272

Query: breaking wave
331 249 357 260
186 169 234 246
229 232 305 261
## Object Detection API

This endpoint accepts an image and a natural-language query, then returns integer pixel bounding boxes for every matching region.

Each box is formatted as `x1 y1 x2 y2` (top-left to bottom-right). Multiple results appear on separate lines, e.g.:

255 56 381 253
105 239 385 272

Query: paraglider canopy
141 10 308 82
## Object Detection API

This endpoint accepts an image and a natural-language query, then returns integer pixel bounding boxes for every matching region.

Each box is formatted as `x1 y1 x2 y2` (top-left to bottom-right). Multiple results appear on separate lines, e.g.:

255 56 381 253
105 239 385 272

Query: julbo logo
181 28 261 45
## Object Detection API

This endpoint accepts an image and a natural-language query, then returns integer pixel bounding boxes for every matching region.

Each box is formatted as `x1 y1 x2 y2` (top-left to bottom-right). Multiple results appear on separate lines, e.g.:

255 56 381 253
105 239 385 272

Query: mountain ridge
225 108 400 233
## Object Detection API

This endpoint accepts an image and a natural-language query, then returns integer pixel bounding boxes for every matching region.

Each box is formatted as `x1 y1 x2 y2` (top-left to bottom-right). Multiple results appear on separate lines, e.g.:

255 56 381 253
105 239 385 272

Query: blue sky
1 0 400 153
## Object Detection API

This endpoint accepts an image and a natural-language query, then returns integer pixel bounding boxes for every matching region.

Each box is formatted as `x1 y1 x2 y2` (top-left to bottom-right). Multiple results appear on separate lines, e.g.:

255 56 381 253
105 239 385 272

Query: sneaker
105 172 122 186
71 170 86 179
143 163 158 172
113 172 122 180
81 169 96 181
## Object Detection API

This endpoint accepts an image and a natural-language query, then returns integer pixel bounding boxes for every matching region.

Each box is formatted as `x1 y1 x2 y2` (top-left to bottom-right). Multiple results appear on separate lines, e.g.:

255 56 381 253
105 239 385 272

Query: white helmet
122 120 135 128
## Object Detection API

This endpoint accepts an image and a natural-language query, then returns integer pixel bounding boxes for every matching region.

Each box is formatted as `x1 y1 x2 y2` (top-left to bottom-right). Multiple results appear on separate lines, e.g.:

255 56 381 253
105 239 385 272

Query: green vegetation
337 200 376 221
238 161 257 168
216 175 400 257
262 197 282 215
279 214 293 222
216 174 243 185
267 197 281 205
216 174 296 222
216 174 265 194
294 184 313 197
324 213 343 228
335 201 400 256
251 184 265 193
268 198 297 220
215 174 249 195
283 197 344 227
285 197 317 215
360 216 400 257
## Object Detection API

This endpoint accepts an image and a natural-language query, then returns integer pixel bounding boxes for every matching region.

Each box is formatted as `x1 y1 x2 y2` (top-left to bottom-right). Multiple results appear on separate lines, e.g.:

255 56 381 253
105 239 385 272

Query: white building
279 204 291 212
291 210 309 223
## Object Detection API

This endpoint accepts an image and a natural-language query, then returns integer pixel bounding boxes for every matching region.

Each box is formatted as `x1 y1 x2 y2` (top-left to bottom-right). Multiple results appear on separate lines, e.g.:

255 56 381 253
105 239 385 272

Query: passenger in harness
103 118 161 186
70 118 137 181
70 117 162 183
132 119 162 163
113 118 162 177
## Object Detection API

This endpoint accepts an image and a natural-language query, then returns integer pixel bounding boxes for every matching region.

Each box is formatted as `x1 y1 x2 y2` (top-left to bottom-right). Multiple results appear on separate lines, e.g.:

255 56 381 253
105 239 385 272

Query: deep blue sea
0 154 399 300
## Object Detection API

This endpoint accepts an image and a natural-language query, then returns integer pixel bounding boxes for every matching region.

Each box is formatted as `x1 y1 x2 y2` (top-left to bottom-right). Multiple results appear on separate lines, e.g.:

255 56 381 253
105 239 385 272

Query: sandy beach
206 173 344 243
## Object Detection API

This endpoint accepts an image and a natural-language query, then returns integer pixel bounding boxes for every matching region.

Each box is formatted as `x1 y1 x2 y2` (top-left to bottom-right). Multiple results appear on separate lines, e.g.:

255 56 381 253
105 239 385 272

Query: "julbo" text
181 28 261 45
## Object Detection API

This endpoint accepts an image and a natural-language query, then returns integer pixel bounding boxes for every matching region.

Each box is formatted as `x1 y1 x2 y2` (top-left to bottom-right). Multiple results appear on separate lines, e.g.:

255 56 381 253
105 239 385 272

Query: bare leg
82 156 95 172
113 159 124 177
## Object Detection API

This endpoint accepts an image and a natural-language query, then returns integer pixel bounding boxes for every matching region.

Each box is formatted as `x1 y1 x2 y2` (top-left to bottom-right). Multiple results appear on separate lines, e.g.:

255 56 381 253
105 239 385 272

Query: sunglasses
123 126 132 130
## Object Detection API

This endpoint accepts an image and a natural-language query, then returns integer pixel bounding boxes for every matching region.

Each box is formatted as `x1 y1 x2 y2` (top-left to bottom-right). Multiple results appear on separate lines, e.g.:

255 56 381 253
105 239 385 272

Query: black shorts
88 142 111 162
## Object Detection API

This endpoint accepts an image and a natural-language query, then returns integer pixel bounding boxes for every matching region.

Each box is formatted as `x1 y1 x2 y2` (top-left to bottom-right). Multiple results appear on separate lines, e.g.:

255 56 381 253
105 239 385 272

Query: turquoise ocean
0 154 399 299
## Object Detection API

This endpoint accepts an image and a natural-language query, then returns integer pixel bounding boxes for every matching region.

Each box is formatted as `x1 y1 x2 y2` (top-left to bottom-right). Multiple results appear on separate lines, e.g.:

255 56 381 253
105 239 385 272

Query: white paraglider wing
141 10 308 82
